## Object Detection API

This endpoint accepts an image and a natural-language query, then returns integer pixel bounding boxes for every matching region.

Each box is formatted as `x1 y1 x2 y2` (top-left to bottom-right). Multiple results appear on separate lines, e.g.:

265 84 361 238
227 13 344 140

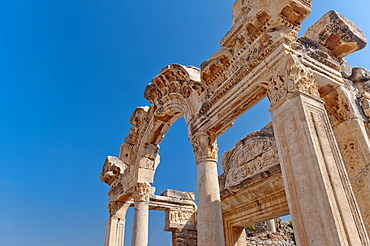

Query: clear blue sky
0 1 369 246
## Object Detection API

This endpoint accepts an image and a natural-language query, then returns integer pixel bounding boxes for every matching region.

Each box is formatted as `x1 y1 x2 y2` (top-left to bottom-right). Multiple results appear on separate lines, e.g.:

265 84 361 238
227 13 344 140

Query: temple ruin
100 0 370 245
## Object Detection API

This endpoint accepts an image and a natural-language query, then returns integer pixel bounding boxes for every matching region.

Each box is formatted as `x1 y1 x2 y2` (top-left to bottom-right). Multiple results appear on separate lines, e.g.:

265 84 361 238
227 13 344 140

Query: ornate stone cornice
144 64 202 109
267 55 319 109
190 131 218 164
133 181 151 202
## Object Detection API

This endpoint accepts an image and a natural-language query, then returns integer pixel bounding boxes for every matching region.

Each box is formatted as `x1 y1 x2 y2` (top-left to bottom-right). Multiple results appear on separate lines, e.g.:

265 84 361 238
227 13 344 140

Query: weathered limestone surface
245 218 295 246
220 124 289 246
191 131 225 246
104 202 130 246
131 181 151 246
100 0 370 245
304 10 367 58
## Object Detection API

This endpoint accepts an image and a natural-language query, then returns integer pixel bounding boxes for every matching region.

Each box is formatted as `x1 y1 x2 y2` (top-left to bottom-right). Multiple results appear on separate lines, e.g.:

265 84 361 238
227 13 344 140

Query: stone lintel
304 10 367 58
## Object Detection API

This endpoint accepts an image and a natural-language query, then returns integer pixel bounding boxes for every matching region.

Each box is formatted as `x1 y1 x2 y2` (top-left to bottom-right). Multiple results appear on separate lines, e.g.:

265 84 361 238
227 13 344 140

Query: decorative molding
100 156 127 186
144 64 202 110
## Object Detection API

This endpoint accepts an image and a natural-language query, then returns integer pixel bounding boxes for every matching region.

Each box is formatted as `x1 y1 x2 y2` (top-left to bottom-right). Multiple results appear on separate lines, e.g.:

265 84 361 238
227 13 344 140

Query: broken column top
304 10 367 58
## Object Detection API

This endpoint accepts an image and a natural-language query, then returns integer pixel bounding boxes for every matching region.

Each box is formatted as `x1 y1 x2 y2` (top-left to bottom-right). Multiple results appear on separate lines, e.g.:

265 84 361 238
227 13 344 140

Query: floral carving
133 181 151 202
190 131 218 163
267 56 319 108
325 92 354 126
340 139 366 175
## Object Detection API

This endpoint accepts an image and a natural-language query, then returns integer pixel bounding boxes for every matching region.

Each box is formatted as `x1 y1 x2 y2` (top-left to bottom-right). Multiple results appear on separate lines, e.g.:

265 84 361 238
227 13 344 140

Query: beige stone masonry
101 1 370 245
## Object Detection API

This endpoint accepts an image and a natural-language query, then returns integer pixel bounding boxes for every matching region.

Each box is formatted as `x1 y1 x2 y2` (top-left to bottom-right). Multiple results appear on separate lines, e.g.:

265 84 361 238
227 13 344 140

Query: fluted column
191 131 225 246
267 55 369 245
131 181 151 246
104 202 130 246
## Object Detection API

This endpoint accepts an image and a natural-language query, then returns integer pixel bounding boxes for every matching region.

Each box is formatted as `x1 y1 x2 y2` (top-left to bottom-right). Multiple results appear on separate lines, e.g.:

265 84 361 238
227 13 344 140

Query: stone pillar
266 219 276 233
104 202 130 246
131 181 151 246
321 72 370 234
224 226 246 246
191 131 225 246
267 56 369 246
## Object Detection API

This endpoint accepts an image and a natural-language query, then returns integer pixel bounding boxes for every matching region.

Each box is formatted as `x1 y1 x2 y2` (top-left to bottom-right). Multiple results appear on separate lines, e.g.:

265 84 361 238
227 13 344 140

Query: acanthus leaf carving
133 181 151 202
267 56 319 108
190 131 218 163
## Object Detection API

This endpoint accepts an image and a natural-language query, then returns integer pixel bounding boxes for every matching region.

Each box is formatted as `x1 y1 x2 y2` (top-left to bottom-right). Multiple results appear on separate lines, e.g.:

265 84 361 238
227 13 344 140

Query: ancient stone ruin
100 0 370 245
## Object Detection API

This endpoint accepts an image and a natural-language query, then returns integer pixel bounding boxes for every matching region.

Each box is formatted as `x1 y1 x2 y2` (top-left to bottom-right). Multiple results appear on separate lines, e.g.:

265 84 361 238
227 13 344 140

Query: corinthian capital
133 181 151 202
267 55 320 109
190 131 218 163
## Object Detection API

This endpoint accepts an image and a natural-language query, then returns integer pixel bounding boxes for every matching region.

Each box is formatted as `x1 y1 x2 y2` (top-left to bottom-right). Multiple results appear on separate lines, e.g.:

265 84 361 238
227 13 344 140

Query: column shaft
191 131 225 246
266 219 276 233
197 159 225 246
131 201 149 246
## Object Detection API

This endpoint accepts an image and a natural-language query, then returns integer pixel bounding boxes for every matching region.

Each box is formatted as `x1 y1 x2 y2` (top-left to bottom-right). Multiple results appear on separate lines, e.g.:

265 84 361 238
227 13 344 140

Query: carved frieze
304 10 367 58
124 106 150 145
222 123 279 189
169 209 196 226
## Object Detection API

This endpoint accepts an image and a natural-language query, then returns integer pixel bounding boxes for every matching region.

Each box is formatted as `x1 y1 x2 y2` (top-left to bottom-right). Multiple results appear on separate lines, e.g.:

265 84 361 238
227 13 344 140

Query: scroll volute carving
144 64 203 106
190 131 218 163
267 55 319 108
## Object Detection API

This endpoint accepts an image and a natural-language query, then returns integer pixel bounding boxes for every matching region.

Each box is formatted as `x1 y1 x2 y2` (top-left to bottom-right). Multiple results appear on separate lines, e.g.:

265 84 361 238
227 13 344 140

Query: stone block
161 189 195 201
350 67 370 83
304 10 367 58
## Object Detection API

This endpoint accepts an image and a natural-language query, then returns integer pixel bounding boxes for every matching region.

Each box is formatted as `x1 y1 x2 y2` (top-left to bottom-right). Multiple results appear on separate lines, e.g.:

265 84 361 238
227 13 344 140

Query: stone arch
111 64 203 199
